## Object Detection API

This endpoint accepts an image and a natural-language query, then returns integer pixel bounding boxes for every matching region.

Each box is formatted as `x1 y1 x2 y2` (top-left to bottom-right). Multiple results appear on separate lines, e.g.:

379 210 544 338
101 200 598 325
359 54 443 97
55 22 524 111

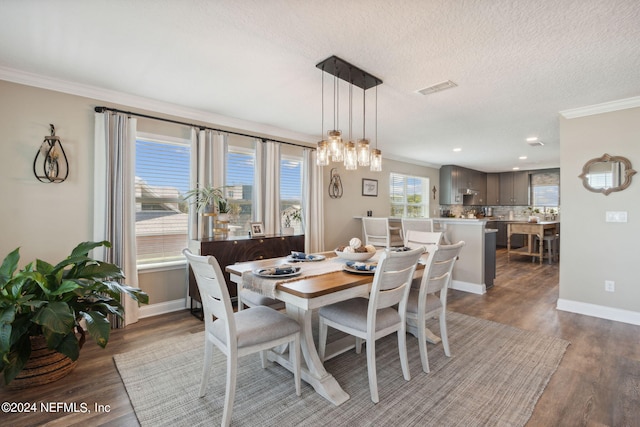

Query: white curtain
263 141 281 235
188 128 227 241
255 140 281 235
302 148 324 252
93 112 139 327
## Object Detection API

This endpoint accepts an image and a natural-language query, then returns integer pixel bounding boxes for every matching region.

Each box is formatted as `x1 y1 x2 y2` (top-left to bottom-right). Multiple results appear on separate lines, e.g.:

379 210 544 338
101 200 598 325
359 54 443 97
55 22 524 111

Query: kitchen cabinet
440 165 461 204
486 221 524 248
499 171 529 205
440 165 487 205
189 234 304 317
486 173 500 205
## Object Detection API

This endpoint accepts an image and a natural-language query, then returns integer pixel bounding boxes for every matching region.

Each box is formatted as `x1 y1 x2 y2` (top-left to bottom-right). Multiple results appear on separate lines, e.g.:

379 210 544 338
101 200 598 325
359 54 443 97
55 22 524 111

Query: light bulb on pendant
344 141 357 170
370 148 382 172
328 130 343 161
316 140 330 166
357 139 370 166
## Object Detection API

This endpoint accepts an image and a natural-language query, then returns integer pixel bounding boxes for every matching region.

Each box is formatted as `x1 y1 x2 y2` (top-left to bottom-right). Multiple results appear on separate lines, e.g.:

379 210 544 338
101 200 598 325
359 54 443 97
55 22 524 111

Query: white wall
322 160 440 251
558 105 640 324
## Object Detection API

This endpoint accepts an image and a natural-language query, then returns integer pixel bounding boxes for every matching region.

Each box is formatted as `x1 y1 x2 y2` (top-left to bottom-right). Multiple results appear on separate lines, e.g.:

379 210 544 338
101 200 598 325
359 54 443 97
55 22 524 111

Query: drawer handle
258 255 264 259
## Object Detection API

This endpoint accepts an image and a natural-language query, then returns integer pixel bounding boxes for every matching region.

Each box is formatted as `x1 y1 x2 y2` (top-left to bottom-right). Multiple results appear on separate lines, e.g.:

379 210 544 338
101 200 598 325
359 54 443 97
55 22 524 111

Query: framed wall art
362 178 378 197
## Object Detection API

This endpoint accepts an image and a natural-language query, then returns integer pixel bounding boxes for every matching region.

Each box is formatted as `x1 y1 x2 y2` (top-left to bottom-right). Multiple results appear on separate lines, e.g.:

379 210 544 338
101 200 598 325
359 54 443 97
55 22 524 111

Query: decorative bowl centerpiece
334 237 376 261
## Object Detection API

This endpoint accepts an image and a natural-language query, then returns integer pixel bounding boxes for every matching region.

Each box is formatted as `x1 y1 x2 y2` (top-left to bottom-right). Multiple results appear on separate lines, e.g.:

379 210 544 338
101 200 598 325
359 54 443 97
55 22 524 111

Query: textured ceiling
1 0 640 172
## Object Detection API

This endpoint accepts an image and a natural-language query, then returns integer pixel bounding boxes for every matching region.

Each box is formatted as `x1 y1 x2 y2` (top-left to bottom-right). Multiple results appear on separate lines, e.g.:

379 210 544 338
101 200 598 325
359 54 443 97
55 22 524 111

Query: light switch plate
606 211 628 223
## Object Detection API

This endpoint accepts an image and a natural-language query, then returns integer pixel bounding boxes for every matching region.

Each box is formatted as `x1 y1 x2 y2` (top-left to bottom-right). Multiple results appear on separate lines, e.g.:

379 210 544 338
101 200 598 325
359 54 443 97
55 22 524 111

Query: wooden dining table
226 250 426 406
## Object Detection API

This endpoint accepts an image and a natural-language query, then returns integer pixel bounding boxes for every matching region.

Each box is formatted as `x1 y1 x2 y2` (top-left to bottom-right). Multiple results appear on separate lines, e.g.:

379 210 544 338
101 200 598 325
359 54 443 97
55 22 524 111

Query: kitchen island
359 217 495 294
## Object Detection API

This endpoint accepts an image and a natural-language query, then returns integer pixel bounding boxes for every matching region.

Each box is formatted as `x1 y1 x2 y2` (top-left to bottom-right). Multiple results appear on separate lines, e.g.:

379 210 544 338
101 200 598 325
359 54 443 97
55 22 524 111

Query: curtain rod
94 106 314 150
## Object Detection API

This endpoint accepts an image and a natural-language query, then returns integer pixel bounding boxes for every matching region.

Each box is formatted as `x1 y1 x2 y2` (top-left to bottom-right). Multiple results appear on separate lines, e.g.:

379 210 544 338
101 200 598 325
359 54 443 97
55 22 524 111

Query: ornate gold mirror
578 153 636 195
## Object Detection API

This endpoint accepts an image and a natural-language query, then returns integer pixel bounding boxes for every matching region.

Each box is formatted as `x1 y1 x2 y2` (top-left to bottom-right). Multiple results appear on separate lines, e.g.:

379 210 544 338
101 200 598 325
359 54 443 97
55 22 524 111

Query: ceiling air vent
417 80 457 95
526 138 544 147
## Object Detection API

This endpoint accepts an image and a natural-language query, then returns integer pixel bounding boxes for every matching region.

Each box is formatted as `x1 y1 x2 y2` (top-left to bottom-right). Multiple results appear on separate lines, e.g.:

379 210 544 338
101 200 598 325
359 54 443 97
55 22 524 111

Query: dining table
225 249 427 406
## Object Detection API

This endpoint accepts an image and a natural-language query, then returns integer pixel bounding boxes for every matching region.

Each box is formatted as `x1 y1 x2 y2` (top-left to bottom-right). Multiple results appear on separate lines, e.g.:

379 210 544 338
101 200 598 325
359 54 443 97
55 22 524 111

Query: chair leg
355 337 363 354
199 339 214 397
292 336 301 396
397 327 411 381
439 311 451 357
417 313 430 373
259 350 268 368
366 337 379 403
221 351 237 427
318 318 328 361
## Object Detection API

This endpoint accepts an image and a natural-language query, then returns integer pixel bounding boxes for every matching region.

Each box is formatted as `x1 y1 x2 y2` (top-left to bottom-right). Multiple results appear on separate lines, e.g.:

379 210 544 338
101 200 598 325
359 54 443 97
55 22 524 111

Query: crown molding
560 96 640 119
0 66 317 145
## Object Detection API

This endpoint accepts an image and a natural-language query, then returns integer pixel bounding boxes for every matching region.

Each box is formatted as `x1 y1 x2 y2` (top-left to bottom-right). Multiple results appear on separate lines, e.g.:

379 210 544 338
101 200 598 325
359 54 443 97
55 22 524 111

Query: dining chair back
183 249 301 426
318 246 424 403
405 240 465 373
404 230 443 249
362 217 403 248
401 218 434 241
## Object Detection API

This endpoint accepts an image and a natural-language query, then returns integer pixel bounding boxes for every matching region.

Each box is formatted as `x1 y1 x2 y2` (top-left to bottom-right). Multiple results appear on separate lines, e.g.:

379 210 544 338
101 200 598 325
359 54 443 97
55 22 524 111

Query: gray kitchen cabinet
488 221 525 248
440 165 487 205
486 173 500 205
440 165 462 204
499 171 529 205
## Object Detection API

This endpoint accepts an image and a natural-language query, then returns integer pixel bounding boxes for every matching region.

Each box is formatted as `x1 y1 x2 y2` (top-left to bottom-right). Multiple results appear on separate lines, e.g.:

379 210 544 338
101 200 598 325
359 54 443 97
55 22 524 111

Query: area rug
113 312 569 426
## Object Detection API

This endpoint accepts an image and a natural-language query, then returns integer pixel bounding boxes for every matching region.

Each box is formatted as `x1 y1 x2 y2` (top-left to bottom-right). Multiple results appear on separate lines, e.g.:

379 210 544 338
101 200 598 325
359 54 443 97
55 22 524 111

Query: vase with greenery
282 206 302 235
183 186 226 213
0 240 148 386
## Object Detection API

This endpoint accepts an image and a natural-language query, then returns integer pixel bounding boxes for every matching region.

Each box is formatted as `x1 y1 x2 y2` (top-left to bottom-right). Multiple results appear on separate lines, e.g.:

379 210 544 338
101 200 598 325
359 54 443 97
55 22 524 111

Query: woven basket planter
5 335 79 390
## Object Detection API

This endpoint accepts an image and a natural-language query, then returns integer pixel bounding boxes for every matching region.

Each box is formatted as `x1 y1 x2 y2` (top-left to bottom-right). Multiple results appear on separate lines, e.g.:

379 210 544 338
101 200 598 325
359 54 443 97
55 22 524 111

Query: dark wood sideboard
189 234 305 317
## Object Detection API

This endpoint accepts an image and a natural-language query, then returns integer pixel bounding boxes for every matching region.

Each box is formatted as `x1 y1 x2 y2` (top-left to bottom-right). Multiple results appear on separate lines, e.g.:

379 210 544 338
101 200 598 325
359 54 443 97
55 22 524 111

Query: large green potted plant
0 240 148 388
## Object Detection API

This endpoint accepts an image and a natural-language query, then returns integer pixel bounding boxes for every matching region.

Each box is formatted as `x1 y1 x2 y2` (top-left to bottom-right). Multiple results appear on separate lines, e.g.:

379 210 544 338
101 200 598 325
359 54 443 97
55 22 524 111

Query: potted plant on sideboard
0 241 148 389
182 186 226 214
281 206 302 236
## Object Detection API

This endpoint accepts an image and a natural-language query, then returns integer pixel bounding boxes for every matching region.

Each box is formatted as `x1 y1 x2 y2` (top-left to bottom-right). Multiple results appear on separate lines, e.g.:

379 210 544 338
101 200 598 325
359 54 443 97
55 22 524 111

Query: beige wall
0 79 438 310
559 106 640 316
322 160 440 251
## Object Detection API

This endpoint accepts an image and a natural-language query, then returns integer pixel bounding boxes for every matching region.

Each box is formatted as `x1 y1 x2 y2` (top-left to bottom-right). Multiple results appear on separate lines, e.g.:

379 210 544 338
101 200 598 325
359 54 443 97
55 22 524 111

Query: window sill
137 260 187 274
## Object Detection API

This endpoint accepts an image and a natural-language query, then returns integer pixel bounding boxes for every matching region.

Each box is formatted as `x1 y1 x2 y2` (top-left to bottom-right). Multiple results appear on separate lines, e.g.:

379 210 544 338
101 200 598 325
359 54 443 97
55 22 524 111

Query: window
226 140 256 235
530 169 560 208
281 154 303 234
390 173 430 217
135 134 191 266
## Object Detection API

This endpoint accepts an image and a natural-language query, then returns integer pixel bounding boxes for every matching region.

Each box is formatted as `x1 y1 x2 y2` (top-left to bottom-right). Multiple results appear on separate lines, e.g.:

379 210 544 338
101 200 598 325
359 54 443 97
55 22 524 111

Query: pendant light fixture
370 85 382 172
344 72 358 170
328 57 343 162
316 56 382 171
316 65 330 166
357 85 370 166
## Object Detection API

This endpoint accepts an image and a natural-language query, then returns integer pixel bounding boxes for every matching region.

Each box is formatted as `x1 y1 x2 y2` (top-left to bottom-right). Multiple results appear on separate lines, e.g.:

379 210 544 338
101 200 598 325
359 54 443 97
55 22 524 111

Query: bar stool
533 233 559 264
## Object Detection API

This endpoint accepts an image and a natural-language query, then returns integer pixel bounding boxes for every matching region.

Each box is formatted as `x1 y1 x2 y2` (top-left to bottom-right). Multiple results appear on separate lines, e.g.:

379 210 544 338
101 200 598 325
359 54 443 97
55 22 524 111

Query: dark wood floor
2 249 639 426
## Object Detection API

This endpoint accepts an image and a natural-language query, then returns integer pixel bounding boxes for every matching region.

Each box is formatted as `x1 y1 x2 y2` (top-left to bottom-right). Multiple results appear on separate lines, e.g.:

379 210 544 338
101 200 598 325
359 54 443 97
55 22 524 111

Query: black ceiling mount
316 55 382 90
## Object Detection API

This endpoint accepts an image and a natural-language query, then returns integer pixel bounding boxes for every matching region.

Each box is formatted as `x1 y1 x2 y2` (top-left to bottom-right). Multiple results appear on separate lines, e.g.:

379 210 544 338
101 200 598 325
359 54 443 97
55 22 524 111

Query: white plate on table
342 263 377 275
286 254 326 262
253 266 302 278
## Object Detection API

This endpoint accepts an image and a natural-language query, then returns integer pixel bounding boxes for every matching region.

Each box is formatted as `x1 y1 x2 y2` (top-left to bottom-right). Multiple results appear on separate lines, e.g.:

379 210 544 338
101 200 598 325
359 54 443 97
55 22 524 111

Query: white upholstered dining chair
318 247 424 403
183 249 301 427
362 217 403 248
405 240 465 373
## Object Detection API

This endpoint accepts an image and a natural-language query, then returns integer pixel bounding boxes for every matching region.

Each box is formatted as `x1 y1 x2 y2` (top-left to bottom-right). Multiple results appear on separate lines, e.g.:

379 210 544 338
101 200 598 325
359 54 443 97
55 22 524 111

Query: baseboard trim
450 280 486 295
139 298 188 319
557 298 640 326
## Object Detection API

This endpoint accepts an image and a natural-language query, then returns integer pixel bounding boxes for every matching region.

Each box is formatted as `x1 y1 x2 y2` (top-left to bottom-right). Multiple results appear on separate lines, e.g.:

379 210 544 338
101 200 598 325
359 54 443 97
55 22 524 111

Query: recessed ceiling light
526 137 538 142
512 167 520 170
453 148 462 152
519 156 527 160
